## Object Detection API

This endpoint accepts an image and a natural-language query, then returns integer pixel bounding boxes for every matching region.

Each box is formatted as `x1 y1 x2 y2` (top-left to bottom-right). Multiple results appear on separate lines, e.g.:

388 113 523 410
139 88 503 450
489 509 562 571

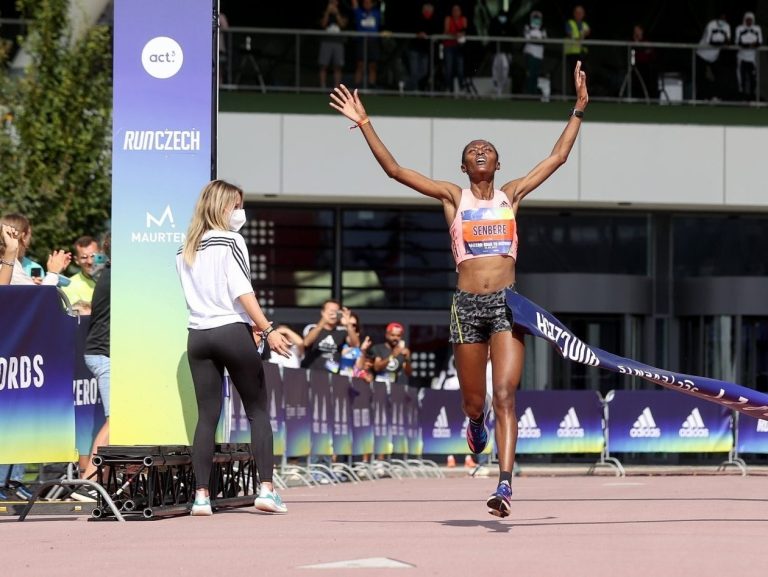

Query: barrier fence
3 286 768 500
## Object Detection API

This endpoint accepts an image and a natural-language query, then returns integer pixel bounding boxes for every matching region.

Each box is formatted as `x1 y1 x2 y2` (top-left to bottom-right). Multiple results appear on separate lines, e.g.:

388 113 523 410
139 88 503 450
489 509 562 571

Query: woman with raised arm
329 62 588 517
176 180 292 516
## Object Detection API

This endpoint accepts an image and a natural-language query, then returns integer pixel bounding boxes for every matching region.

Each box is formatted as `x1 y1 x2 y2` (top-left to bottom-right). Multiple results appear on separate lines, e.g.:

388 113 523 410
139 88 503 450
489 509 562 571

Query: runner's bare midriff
456 255 516 294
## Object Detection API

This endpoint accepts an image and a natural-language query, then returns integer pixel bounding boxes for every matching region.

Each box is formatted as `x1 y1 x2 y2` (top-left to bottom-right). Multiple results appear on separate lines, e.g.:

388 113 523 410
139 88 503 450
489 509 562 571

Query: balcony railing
220 27 768 106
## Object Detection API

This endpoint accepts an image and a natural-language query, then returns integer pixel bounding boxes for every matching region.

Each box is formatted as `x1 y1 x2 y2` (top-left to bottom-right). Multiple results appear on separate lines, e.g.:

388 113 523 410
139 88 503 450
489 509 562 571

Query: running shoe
8 481 33 501
486 481 512 518
254 486 288 514
190 494 212 516
466 413 489 454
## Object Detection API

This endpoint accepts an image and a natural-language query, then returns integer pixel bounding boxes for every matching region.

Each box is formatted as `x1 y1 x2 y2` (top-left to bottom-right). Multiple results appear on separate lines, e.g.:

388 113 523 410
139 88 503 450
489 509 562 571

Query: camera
93 253 107 265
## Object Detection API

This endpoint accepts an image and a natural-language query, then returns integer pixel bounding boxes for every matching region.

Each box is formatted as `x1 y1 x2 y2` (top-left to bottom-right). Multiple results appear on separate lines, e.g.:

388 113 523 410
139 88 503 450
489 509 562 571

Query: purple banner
330 374 353 456
737 414 768 454
607 391 732 453
350 378 373 455
405 386 422 456
507 291 768 420
372 382 392 455
390 385 408 454
73 317 106 457
419 389 469 455
265 363 285 456
309 371 333 456
515 391 604 454
283 367 311 457
0 287 77 463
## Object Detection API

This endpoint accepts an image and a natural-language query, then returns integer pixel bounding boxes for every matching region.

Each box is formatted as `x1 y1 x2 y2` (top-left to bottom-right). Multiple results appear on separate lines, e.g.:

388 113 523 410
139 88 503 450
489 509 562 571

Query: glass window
741 317 768 393
673 215 768 276
517 212 650 275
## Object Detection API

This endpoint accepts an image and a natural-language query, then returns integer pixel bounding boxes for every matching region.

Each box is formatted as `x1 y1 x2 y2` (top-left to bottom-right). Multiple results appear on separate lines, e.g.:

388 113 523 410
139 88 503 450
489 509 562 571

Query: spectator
351 0 382 88
443 3 468 93
353 336 375 382
267 325 305 369
0 464 32 500
696 14 731 101
318 0 348 89
523 10 547 95
1 213 71 286
630 24 658 100
339 312 364 376
370 322 412 386
302 300 360 372
176 179 292 516
564 5 590 94
735 12 762 101
405 2 440 92
62 235 101 314
80 233 111 484
0 222 20 285
489 7 515 96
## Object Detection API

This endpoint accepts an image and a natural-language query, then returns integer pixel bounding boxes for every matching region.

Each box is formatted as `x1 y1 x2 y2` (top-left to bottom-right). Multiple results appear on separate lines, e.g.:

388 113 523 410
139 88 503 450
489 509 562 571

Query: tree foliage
0 0 112 260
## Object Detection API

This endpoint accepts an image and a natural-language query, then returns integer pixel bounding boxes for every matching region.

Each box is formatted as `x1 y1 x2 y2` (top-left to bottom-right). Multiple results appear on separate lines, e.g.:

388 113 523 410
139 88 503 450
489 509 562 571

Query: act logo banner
111 0 216 444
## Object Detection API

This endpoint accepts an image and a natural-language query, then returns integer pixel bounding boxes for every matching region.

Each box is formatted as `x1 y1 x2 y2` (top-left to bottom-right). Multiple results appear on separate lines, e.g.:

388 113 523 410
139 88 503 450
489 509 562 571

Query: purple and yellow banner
607 391 732 453
737 414 768 454
507 291 768 420
0 287 77 463
350 378 374 455
372 382 393 455
515 391 604 454
419 389 468 455
309 371 333 457
73 317 106 457
330 374 353 456
390 385 408 454
284 367 311 457
111 0 216 444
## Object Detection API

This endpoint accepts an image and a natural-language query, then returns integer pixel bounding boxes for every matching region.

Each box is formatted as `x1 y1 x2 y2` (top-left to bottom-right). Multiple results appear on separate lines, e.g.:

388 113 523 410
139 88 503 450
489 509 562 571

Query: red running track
3 474 767 576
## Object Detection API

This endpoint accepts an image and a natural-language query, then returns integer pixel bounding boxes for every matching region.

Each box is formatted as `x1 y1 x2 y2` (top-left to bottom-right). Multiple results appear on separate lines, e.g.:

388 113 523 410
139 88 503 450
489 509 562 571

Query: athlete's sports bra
449 188 518 266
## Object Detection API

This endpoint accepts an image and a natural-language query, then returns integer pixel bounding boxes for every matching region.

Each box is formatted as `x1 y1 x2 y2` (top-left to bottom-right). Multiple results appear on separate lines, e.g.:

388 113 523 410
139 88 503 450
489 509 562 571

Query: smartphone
336 310 343 321
31 267 43 278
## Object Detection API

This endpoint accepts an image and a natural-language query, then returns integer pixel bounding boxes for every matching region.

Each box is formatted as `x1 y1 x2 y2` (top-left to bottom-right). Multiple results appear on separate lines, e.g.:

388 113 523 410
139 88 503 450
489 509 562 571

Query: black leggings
187 323 273 489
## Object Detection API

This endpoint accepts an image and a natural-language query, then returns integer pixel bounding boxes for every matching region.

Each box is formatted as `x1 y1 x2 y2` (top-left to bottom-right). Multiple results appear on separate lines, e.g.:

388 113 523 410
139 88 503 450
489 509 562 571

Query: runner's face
462 140 499 177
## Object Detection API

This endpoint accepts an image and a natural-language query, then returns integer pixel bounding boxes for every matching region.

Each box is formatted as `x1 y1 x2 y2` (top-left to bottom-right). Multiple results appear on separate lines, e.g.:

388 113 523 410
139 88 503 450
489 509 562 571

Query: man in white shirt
696 15 731 101
735 12 763 100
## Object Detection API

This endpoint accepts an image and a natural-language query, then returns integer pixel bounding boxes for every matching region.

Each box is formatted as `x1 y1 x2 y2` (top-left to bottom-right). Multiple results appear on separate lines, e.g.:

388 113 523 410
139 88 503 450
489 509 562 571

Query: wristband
570 108 584 119
262 326 275 338
349 117 370 130
0 259 14 267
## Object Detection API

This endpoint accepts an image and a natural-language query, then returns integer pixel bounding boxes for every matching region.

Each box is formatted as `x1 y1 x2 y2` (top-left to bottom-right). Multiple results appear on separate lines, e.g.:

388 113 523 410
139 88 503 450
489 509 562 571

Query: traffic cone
446 454 456 467
464 455 477 468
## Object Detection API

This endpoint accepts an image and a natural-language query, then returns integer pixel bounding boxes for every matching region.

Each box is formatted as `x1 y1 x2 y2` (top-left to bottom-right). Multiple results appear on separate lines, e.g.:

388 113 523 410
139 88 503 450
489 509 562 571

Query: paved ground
2 470 767 576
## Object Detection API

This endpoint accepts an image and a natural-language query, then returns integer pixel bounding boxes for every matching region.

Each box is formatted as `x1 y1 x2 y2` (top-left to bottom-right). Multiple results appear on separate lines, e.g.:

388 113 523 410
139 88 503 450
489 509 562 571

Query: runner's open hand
329 84 368 125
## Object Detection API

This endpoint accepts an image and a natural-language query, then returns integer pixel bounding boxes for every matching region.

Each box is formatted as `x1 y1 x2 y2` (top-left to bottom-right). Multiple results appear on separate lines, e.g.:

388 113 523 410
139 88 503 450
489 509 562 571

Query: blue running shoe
466 413 489 454
486 481 512 518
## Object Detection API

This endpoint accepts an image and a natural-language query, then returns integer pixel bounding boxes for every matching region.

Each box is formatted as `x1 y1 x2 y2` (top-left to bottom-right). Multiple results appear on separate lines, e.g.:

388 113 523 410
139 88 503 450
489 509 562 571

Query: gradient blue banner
607 391 732 453
372 382 393 455
265 363 286 456
515 391 604 454
330 374 353 456
737 414 768 454
350 378 374 455
112 0 216 445
508 291 768 420
405 386 422 456
419 389 468 454
390 385 409 454
283 367 311 457
309 371 333 457
0 287 77 463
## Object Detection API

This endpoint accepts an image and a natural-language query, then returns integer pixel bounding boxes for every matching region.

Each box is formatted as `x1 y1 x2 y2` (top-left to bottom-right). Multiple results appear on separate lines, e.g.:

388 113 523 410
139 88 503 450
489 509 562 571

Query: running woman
329 62 588 517
177 180 292 516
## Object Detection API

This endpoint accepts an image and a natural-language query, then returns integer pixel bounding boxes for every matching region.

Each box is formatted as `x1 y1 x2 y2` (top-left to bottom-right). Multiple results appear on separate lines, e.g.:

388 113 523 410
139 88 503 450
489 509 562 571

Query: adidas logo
757 419 768 433
557 407 585 438
500 200 511 208
679 408 709 438
432 406 451 438
518 407 541 439
630 407 661 438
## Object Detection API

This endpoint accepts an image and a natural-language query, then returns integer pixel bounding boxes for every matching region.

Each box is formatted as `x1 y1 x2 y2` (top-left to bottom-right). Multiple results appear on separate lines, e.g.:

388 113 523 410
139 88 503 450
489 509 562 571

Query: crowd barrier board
737 413 768 454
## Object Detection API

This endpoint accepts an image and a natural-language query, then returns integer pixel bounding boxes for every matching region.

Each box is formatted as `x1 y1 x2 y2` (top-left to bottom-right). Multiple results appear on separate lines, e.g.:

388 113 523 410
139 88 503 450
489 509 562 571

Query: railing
220 26 768 106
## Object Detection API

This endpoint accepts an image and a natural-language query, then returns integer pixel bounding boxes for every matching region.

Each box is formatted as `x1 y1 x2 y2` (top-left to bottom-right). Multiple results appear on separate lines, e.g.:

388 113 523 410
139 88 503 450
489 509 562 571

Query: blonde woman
176 180 291 516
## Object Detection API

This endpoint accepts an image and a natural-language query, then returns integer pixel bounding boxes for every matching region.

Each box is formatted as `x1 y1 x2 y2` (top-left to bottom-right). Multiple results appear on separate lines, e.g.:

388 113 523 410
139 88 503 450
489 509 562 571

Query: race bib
461 208 516 256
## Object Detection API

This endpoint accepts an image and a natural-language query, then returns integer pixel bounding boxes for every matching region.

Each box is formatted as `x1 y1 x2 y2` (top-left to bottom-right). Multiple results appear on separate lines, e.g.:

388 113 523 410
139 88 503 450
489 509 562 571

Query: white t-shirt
697 19 731 63
176 230 254 330
523 25 547 60
735 24 763 63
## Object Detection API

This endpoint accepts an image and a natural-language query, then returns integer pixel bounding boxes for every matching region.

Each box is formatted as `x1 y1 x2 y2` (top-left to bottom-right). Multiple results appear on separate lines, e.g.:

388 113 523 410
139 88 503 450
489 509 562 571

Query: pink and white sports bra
449 188 518 266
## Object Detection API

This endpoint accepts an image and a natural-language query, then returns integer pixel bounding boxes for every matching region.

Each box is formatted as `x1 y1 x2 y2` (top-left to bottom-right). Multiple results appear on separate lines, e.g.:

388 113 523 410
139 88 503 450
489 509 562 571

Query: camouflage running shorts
449 285 516 344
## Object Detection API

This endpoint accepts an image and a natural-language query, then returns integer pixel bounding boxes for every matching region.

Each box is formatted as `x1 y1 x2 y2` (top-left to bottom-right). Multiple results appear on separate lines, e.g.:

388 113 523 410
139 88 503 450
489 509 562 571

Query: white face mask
228 208 246 232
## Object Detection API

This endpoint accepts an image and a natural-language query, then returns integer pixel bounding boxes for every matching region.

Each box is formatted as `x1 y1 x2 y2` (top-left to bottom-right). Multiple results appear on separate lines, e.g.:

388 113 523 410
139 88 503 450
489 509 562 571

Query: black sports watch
570 108 584 119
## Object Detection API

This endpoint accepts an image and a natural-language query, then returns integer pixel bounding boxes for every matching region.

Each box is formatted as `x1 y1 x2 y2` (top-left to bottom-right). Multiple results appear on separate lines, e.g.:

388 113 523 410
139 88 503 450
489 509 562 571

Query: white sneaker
190 495 212 516
254 486 287 514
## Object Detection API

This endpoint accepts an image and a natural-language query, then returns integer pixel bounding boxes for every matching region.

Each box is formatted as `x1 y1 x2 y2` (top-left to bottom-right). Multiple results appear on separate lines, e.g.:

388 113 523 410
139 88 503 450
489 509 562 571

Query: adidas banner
372 382 393 455
390 385 409 454
265 363 286 456
350 377 374 455
419 389 475 454
607 391 731 452
283 367 311 457
507 291 768 420
737 414 768 454
516 391 604 454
